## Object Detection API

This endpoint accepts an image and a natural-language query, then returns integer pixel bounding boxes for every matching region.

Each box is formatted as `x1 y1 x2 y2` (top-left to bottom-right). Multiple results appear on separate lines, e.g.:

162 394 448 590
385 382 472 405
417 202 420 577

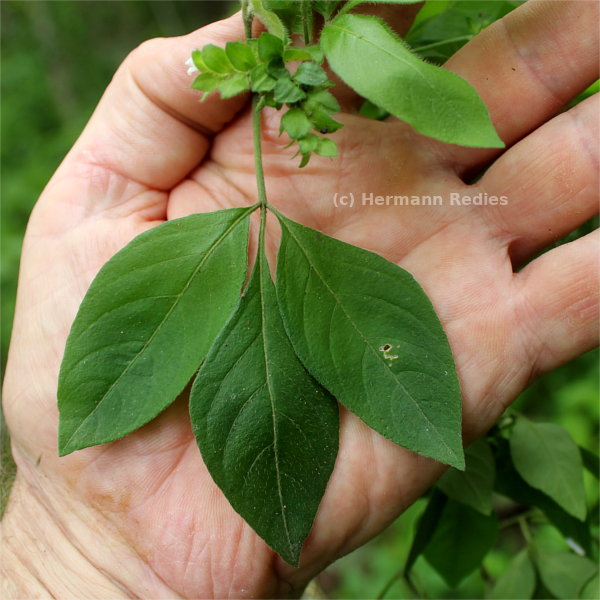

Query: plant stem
499 507 536 530
252 96 268 210
518 515 532 545
376 570 421 600
411 35 473 54
242 0 252 40
251 93 269 252
301 0 313 45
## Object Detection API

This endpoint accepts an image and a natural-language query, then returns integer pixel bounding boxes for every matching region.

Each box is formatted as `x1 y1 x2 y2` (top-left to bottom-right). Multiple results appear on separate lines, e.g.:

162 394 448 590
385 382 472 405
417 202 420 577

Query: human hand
2 1 598 598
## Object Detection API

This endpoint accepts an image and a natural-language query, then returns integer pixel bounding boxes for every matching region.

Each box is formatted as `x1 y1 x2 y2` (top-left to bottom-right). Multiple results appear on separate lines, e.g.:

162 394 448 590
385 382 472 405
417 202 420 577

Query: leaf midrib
62 209 252 450
282 221 459 463
326 18 439 97
326 16 489 138
258 254 294 558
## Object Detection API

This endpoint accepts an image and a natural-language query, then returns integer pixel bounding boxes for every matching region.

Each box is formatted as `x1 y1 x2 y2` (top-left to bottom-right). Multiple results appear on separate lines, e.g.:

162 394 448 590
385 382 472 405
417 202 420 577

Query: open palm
3 2 598 598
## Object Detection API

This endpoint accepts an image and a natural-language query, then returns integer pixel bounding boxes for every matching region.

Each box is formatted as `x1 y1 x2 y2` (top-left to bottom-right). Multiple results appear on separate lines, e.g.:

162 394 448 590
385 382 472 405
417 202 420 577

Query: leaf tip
57 438 75 457
278 543 302 568
445 447 466 471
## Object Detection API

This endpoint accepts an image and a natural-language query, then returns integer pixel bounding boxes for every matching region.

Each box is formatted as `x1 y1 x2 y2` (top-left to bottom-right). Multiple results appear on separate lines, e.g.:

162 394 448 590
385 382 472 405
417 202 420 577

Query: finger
515 231 599 378
49 14 249 197
442 0 599 176
478 94 599 266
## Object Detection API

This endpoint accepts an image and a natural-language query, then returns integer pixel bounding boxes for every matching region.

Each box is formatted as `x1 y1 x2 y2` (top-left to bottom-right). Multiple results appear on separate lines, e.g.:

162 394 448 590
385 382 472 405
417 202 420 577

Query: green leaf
534 550 597 600
251 0 288 40
321 14 504 147
225 41 257 71
266 57 290 80
281 107 313 139
489 549 536 600
494 439 592 554
191 48 209 71
275 214 464 468
313 0 342 20
201 44 234 74
580 446 600 479
189 250 338 567
274 78 307 103
437 438 495 515
423 498 498 588
405 490 447 575
580 571 599 599
315 137 338 157
258 32 284 62
293 62 329 86
405 1 519 63
283 45 324 63
191 72 223 93
340 0 422 15
58 208 253 455
359 99 390 121
510 417 587 520
298 133 319 154
298 153 311 168
264 0 302 35
309 108 343 134
305 89 340 114
250 64 277 92
218 73 250 99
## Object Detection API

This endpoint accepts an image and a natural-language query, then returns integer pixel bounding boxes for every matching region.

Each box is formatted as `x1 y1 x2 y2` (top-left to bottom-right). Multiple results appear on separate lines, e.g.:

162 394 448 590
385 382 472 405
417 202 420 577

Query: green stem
518 516 532 545
411 35 473 54
252 96 268 209
499 508 536 530
251 94 269 251
376 570 421 600
301 0 313 45
242 0 253 40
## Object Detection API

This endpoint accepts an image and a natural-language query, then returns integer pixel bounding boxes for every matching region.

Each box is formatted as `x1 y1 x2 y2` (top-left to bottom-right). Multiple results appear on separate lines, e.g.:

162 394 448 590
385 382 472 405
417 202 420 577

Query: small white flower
185 57 199 76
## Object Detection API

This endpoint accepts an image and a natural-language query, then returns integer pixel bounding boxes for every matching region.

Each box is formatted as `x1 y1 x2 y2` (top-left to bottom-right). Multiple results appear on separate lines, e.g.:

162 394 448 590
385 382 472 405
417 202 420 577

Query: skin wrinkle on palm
1 1 598 598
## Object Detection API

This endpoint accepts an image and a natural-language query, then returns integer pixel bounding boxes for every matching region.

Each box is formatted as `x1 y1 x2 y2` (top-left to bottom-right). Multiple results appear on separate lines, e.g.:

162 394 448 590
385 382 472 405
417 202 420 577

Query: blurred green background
1 2 597 599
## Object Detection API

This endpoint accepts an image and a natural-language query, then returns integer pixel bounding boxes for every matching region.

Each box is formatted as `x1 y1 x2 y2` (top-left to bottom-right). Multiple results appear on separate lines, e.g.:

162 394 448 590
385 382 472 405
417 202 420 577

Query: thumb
51 13 249 195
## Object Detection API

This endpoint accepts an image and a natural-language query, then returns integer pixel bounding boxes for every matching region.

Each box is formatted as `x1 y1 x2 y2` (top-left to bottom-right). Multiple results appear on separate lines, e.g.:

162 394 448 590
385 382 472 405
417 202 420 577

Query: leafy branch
57 0 517 566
